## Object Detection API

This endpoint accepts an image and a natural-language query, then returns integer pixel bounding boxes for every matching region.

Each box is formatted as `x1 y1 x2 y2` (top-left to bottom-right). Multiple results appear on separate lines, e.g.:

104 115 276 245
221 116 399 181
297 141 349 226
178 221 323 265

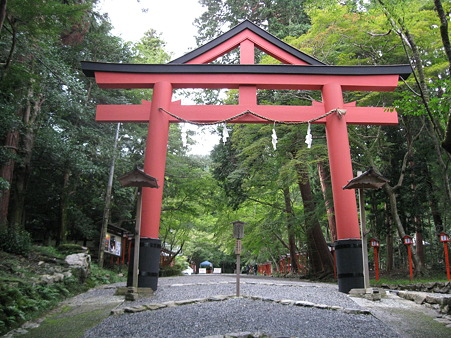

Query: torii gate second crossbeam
82 20 411 293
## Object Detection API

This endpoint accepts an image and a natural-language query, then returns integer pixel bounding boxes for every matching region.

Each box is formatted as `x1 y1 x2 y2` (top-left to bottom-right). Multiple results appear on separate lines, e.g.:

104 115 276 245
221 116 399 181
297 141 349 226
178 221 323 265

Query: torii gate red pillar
323 82 362 292
323 82 360 239
130 81 172 290
142 81 172 239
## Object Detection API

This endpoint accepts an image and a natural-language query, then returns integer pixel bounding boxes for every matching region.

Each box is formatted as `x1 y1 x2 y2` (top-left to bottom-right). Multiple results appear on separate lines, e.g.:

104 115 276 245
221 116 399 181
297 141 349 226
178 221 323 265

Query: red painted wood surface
444 242 450 281
374 247 379 281
141 81 172 238
407 244 413 280
94 72 400 91
95 102 398 125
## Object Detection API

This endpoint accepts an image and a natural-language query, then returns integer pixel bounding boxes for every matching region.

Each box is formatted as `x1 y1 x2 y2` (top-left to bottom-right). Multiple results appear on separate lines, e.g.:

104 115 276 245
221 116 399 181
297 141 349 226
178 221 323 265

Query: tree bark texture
0 130 18 228
282 187 299 273
59 169 72 245
433 0 451 75
386 220 393 272
295 162 334 274
8 90 44 229
317 161 337 242
98 123 120 267
384 184 422 274
0 0 6 36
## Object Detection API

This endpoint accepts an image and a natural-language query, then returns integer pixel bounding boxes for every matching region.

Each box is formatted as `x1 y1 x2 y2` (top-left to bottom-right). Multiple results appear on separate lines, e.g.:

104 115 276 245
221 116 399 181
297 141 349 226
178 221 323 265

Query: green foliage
85 264 126 288
159 264 184 277
0 229 32 256
0 280 70 334
0 177 9 191
32 245 65 259
195 0 310 45
0 246 126 335
372 274 450 286
133 29 172 64
57 244 87 255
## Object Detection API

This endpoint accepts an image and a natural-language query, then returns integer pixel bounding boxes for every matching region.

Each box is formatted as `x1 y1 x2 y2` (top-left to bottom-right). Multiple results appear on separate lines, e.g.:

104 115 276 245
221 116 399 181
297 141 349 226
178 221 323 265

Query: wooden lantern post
403 235 414 280
439 232 450 281
232 221 245 297
119 168 158 294
343 167 389 290
370 238 380 281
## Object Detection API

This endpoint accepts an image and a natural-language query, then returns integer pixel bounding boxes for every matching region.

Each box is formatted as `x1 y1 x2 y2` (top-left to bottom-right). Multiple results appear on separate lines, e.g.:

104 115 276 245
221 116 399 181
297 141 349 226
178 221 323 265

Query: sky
96 0 221 155
96 0 204 58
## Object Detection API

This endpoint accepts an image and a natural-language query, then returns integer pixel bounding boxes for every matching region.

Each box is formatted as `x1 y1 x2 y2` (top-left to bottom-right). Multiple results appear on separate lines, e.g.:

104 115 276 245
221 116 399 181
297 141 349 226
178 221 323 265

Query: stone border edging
397 290 451 314
112 284 370 316
168 281 322 288
381 282 451 294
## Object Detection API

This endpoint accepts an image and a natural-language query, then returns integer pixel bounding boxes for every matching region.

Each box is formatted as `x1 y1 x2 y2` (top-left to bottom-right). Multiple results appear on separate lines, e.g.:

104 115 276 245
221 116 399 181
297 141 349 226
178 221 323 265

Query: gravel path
84 275 399 337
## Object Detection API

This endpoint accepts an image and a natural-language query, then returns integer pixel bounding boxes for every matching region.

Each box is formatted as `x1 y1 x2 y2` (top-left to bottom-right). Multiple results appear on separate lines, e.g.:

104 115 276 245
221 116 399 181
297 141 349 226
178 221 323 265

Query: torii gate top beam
81 62 411 92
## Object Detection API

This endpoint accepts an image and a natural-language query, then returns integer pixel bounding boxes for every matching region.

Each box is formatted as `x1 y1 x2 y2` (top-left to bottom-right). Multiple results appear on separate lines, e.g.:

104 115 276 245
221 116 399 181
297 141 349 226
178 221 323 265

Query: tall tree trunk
98 123 121 267
282 187 299 273
430 199 444 235
0 130 19 229
378 0 451 161
295 162 334 274
9 91 44 229
415 219 425 268
317 161 337 242
384 184 422 274
386 218 393 272
0 0 6 36
425 120 451 205
59 169 72 245
350 114 423 274
434 0 451 73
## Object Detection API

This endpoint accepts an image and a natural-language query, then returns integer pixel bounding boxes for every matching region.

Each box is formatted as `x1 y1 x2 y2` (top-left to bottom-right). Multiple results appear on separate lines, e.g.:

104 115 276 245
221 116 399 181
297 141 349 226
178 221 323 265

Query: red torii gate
82 20 411 293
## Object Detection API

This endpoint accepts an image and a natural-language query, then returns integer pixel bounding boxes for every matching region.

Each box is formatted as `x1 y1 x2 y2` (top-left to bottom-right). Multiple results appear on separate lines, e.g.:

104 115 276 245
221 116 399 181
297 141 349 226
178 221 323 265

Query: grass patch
22 304 118 338
371 272 449 286
33 245 65 259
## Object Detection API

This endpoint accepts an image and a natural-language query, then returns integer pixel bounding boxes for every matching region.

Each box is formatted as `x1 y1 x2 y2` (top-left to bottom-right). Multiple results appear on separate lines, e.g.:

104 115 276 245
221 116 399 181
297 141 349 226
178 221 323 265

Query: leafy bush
159 263 183 277
0 261 126 335
0 244 127 335
0 229 32 256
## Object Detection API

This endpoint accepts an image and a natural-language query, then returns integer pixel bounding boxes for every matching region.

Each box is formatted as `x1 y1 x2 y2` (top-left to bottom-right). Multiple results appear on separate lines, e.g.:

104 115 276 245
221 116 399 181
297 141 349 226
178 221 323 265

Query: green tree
0 0 91 229
195 0 311 44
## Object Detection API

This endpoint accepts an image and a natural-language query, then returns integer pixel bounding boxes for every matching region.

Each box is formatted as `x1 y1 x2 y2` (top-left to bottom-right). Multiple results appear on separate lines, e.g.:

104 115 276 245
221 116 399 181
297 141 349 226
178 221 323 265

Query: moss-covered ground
0 246 126 336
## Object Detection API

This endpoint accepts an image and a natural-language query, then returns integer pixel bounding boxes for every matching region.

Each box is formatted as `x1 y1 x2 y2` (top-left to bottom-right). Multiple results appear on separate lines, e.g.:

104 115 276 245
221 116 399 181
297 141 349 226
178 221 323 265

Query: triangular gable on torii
169 19 325 65
81 20 412 293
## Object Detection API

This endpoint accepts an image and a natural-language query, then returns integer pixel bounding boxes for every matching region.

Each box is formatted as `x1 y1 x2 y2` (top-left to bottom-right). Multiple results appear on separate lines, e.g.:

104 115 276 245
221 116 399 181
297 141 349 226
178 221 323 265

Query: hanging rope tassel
271 124 278 150
305 122 313 149
222 124 229 144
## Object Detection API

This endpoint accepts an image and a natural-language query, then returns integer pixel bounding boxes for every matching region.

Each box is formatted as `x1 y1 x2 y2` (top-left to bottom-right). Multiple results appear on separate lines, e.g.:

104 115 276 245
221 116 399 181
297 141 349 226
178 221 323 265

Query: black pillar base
335 239 364 293
127 237 161 291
